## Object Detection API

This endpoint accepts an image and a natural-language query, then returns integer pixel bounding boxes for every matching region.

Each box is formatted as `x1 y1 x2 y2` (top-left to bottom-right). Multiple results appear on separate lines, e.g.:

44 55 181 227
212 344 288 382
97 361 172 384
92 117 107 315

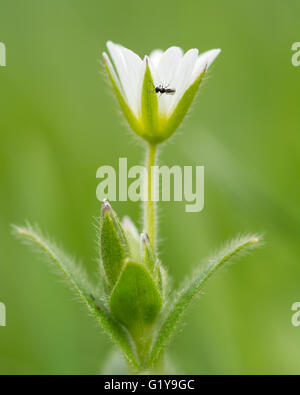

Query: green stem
145 143 157 249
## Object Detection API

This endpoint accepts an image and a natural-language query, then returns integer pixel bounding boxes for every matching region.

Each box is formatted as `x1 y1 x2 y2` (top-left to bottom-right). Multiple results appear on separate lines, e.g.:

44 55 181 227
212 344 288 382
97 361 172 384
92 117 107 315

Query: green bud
140 232 156 273
100 200 129 292
140 232 168 298
122 216 140 263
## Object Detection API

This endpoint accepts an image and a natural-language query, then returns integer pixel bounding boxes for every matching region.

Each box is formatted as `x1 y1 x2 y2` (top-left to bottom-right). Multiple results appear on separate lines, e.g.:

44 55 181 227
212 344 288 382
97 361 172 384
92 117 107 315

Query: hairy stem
145 143 157 249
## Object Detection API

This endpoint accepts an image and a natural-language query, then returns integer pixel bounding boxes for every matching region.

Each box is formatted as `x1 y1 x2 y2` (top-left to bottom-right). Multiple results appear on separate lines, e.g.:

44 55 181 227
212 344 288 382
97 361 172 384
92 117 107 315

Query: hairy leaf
13 224 140 371
148 234 262 368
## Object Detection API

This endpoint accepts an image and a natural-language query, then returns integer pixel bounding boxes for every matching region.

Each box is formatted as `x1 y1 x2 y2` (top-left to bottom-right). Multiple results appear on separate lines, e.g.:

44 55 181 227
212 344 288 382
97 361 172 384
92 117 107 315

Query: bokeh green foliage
0 0 300 374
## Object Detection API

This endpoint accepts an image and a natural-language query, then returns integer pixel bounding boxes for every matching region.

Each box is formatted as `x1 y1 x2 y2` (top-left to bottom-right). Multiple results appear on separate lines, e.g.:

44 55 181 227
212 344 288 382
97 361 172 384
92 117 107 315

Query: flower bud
140 232 167 297
100 200 129 292
140 231 156 273
122 216 140 263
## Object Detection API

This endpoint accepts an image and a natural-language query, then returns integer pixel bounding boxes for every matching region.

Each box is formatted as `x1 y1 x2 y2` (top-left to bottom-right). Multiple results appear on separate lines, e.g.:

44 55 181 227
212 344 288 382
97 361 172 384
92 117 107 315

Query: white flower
103 41 221 144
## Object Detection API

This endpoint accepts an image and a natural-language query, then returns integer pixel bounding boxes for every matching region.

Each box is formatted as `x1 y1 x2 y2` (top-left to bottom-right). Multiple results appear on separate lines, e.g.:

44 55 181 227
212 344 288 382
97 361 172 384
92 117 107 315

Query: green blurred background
0 0 300 374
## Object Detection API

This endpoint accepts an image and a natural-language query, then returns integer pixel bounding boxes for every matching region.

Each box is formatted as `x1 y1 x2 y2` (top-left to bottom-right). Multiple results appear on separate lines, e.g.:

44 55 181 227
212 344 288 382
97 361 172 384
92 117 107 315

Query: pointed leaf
13 224 140 371
148 234 262 367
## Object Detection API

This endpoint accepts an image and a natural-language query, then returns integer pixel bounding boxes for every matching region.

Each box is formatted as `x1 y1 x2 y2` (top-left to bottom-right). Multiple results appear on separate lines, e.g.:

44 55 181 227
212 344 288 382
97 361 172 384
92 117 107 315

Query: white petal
118 45 143 115
105 42 221 121
107 41 128 92
107 41 142 117
149 49 163 68
157 46 183 85
156 46 184 116
168 48 199 114
191 49 221 84
136 57 147 116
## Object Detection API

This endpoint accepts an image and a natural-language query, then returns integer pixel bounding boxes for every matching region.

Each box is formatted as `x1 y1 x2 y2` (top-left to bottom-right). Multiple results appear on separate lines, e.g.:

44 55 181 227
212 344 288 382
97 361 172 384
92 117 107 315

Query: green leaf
160 69 206 141
148 234 262 368
13 223 141 371
100 201 129 291
141 61 159 142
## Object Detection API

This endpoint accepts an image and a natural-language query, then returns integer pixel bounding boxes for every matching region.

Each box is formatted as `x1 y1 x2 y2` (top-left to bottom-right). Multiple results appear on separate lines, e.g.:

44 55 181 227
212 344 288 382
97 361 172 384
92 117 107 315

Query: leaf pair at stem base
13 217 261 373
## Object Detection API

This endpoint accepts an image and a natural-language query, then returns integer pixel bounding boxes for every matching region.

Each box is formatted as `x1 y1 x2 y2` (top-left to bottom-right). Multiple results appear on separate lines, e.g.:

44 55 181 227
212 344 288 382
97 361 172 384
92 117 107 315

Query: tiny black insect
154 84 176 96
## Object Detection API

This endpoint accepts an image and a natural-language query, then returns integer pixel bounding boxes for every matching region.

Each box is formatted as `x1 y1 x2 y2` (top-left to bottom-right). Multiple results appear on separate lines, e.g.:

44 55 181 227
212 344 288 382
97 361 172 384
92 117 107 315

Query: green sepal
100 201 129 292
159 69 207 142
140 61 159 141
